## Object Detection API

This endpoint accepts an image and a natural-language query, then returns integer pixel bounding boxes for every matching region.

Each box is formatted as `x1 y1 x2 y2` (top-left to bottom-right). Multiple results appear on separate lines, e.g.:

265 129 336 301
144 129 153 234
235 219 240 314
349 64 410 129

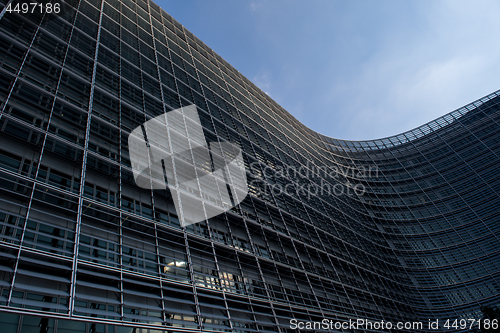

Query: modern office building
0 0 499 332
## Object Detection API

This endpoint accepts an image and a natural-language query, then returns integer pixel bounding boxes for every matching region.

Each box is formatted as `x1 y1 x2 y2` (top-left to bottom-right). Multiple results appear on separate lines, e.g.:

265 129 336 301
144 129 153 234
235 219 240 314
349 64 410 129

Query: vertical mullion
0 0 13 21
1 9 46 113
68 0 106 316
117 0 125 322
5 4 81 307
137 2 168 323
146 3 205 328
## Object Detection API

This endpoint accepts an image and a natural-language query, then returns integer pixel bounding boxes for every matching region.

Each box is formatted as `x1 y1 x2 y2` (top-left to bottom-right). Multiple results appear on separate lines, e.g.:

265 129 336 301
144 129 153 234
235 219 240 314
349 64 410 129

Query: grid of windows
0 0 499 332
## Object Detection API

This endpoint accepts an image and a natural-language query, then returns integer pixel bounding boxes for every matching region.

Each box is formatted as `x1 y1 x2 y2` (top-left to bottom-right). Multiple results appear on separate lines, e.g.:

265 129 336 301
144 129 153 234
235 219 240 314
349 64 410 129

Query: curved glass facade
0 0 498 332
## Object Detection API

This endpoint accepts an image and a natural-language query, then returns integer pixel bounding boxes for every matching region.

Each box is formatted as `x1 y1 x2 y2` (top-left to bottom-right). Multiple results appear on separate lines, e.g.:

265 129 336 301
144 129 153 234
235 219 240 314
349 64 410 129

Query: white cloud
249 2 262 12
253 72 272 96
315 0 500 140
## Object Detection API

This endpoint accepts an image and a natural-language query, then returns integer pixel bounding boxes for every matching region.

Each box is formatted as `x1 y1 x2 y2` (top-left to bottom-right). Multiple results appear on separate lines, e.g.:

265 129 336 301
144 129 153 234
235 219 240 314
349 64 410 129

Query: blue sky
156 0 500 140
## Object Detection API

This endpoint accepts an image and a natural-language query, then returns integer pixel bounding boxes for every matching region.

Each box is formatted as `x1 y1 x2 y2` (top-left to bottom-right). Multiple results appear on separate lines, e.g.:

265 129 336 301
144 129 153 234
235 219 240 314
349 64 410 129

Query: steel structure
0 0 499 332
